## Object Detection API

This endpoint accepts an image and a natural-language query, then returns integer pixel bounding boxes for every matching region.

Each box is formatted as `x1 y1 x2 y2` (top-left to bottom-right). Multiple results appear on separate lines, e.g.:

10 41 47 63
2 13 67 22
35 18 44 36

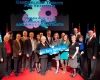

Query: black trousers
14 56 22 74
22 54 27 70
27 52 35 71
11 59 14 70
40 58 48 74
3 54 12 76
77 56 86 74
87 58 97 76
47 55 52 69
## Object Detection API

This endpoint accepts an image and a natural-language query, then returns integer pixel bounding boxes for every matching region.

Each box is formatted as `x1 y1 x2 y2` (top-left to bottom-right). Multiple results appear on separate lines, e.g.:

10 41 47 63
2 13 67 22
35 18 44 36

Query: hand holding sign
39 52 42 55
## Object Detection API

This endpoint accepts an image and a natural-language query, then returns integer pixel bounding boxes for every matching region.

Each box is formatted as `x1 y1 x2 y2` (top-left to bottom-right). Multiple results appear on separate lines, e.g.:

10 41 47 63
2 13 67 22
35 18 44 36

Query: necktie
48 37 51 43
17 41 21 52
87 38 90 45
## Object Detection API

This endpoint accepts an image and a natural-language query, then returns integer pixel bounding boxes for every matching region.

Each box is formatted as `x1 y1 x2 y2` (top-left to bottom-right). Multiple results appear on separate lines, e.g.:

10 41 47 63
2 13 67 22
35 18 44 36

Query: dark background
0 0 100 37
0 0 100 80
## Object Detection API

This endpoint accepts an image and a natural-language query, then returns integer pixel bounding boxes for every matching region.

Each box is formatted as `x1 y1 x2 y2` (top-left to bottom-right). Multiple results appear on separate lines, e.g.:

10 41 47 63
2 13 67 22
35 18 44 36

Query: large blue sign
40 45 67 55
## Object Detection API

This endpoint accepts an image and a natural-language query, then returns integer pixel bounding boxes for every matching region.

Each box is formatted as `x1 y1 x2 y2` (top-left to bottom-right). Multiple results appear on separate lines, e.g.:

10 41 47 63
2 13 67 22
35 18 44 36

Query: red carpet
2 67 84 80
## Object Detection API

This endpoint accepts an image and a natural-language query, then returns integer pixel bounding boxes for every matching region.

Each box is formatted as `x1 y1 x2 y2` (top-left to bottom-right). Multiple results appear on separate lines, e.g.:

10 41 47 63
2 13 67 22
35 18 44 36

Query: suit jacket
36 43 49 58
21 37 28 54
9 37 15 56
21 37 28 42
85 37 99 59
0 42 12 58
46 36 53 45
9 37 15 46
25 39 37 56
12 40 23 57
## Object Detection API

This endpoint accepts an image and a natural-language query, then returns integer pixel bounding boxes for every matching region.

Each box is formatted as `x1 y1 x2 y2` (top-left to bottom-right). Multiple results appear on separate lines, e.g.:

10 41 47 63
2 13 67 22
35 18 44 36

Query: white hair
6 33 10 37
41 36 46 41
88 30 93 33
4 35 9 40
71 35 76 38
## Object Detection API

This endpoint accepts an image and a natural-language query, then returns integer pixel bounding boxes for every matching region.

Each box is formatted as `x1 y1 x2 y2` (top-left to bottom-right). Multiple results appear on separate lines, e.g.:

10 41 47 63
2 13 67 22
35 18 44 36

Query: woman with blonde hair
60 34 70 74
51 32 61 74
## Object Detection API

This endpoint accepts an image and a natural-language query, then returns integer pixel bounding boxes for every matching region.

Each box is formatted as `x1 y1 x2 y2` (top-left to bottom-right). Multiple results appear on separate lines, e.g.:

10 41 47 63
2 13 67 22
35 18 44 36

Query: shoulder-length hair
53 32 59 40
62 34 70 45
36 34 41 41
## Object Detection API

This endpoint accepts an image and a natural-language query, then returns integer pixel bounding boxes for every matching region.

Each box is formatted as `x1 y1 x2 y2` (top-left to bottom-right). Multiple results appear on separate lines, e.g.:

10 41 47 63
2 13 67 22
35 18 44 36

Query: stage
2 67 83 80
1 57 100 80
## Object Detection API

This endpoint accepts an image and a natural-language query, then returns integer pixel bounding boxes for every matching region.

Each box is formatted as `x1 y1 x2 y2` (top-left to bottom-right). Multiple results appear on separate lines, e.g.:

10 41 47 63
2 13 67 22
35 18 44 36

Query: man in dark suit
0 35 12 77
21 31 28 72
12 34 23 76
73 28 80 41
8 31 15 71
85 30 99 79
46 30 52 71
39 32 43 37
8 31 15 44
25 32 37 72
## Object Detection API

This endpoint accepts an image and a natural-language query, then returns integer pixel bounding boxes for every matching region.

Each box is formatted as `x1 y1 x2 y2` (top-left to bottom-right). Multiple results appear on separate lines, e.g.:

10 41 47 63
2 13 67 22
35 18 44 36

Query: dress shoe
15 73 18 76
32 69 35 72
88 74 93 79
5 75 9 78
18 71 23 74
40 72 45 76
49 68 52 71
88 76 92 79
37 71 41 74
70 73 74 77
72 73 77 78
30 70 33 72
8 71 12 75
41 73 45 76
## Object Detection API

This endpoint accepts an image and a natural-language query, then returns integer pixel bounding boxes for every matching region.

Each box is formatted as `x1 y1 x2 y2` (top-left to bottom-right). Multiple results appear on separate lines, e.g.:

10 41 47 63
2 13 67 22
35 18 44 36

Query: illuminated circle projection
22 0 58 29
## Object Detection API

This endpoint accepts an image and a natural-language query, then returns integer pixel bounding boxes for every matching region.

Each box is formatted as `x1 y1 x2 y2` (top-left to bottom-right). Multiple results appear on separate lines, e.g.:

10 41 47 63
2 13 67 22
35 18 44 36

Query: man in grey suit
25 32 37 72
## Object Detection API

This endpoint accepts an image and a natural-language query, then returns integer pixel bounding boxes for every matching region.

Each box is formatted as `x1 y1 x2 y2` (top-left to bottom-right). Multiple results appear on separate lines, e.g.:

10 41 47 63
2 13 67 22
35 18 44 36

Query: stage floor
2 68 83 80
1 56 100 80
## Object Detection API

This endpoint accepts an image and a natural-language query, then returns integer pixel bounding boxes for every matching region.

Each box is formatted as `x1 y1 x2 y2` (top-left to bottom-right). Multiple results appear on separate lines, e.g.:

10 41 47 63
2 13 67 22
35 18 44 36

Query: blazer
46 36 53 45
85 37 99 59
9 37 15 46
36 43 49 58
25 39 37 56
21 37 28 42
12 40 23 57
21 37 28 54
0 42 12 58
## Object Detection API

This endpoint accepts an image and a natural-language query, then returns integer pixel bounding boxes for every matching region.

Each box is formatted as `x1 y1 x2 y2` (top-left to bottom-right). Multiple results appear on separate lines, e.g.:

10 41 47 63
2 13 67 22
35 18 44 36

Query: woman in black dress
68 35 79 77
35 34 41 73
36 36 49 76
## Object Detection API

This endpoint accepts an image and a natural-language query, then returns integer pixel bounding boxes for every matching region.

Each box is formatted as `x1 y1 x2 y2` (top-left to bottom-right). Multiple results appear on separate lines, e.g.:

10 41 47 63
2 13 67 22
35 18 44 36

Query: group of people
0 28 99 79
